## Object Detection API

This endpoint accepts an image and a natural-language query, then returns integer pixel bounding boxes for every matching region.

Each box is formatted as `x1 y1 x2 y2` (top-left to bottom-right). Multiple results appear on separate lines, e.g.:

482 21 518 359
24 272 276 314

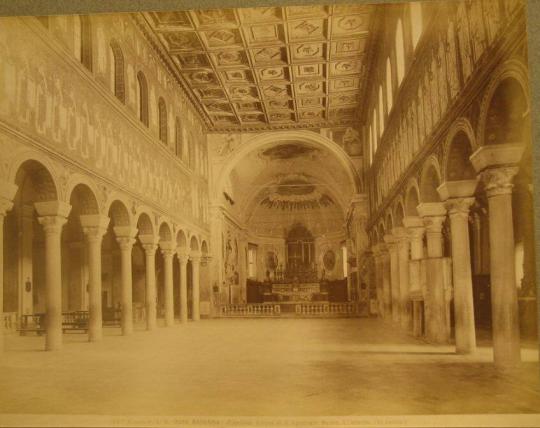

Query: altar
263 282 328 303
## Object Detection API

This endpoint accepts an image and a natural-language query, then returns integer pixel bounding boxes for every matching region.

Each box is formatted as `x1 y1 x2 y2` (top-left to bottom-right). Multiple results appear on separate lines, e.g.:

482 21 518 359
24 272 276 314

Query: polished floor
0 318 539 417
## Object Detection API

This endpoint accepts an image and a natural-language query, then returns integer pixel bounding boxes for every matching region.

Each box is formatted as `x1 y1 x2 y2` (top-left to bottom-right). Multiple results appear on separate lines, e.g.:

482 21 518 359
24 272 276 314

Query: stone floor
0 318 540 418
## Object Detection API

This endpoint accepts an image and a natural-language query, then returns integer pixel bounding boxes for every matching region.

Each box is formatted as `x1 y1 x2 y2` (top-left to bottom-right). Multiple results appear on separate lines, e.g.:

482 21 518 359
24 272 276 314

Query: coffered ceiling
139 4 376 132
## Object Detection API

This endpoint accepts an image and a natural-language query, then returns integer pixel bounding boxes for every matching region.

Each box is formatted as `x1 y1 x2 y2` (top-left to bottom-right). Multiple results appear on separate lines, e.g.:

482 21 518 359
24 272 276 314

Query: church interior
0 0 539 420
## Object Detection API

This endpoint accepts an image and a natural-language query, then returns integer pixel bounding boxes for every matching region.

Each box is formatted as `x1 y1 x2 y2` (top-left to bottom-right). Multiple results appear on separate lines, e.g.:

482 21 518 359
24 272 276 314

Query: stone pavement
0 318 539 417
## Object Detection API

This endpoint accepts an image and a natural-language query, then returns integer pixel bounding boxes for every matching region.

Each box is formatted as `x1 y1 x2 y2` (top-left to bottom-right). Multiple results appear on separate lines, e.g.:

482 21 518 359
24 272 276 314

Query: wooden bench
62 311 89 333
18 314 45 336
102 308 121 327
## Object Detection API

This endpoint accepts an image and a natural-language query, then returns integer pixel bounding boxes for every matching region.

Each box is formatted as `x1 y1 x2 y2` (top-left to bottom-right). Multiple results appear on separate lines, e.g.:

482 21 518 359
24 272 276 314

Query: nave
1 318 539 417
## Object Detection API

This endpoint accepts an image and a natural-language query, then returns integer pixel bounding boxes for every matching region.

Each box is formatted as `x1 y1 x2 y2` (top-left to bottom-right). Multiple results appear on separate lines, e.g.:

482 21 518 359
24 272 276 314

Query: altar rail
219 302 364 318
3 312 18 333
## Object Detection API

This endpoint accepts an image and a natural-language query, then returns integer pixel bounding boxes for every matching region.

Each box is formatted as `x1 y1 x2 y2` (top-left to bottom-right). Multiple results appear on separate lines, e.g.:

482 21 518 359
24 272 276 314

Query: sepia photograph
0 0 539 426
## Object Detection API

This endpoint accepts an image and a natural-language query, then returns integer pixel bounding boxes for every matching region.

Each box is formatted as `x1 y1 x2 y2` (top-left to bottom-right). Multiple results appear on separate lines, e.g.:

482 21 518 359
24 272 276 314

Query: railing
3 312 18 333
220 304 280 317
62 311 89 332
219 302 364 318
295 303 362 317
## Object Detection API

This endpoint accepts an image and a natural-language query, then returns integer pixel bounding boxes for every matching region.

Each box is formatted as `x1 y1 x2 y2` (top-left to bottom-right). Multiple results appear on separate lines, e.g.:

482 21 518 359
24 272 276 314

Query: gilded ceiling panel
141 4 374 131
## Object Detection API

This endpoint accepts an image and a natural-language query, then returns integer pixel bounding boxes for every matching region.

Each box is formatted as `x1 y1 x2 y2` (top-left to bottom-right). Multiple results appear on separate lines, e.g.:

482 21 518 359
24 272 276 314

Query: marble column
0 181 17 353
371 244 384 317
114 226 137 336
177 251 189 323
160 242 176 327
404 216 425 338
380 244 392 319
383 234 400 324
417 202 449 344
482 166 522 365
190 252 202 321
438 180 478 354
19 204 34 316
35 201 71 351
471 144 523 367
0 210 6 353
393 227 412 331
139 234 158 331
80 215 109 342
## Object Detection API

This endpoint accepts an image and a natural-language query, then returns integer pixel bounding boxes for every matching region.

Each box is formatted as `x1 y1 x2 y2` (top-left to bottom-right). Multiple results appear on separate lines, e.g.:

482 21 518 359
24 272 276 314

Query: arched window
410 2 423 49
136 71 149 126
378 86 384 137
184 134 190 166
372 110 378 152
79 16 93 71
189 139 195 168
386 58 393 113
175 118 183 158
369 125 373 165
158 97 168 144
109 40 125 103
395 19 405 85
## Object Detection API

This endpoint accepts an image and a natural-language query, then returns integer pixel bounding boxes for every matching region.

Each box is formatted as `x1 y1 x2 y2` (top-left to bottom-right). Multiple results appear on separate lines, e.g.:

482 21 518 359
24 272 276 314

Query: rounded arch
393 198 405 227
377 222 386 242
190 235 200 251
68 183 99 215
176 229 188 249
385 211 394 232
404 178 420 216
158 221 173 242
201 240 209 255
213 130 362 200
158 96 168 144
108 199 131 227
419 156 442 203
395 18 405 85
109 39 125 103
137 70 149 127
442 118 477 181
65 174 102 213
477 59 530 147
136 211 154 236
9 153 60 202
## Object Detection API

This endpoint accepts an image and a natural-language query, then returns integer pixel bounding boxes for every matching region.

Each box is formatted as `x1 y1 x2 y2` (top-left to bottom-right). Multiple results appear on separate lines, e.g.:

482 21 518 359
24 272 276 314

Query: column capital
422 215 446 234
416 202 446 218
0 180 17 216
437 180 478 201
80 214 109 241
177 249 190 265
139 234 159 255
0 199 14 216
479 166 519 197
160 241 176 258
445 197 476 218
37 215 67 235
469 144 523 173
402 216 423 229
190 251 202 263
114 226 137 250
383 234 397 250
372 243 388 258
407 225 425 240
391 227 408 242
34 200 71 218
113 226 137 239
116 236 135 250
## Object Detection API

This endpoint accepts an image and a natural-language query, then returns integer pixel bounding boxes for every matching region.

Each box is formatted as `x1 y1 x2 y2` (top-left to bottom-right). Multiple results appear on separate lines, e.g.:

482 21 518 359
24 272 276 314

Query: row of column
371 145 525 368
0 193 203 352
